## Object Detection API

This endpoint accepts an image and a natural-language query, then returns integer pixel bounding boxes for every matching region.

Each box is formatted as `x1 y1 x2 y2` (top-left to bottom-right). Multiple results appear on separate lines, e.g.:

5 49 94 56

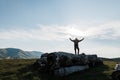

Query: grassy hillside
0 59 117 80
0 48 43 59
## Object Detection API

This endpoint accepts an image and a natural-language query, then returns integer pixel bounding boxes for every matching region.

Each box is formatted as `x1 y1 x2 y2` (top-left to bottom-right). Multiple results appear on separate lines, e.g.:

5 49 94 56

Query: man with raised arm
69 38 84 55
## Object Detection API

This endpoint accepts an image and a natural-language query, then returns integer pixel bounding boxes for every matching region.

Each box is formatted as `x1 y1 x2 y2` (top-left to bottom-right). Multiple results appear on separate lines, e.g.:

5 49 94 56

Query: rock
33 52 103 76
112 71 120 80
54 65 89 76
112 63 120 80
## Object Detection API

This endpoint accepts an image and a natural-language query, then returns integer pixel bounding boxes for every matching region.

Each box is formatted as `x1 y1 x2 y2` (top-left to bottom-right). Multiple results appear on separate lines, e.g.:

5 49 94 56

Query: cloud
0 25 67 40
0 21 120 40
84 21 120 39
65 21 120 40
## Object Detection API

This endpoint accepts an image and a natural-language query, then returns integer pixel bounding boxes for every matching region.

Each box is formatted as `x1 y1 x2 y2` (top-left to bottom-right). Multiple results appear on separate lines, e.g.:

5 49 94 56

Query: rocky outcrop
33 52 103 76
111 63 120 80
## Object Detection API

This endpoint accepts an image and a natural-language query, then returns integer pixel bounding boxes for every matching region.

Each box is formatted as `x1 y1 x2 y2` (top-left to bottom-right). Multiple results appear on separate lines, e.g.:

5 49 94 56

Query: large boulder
87 54 103 67
33 52 103 76
111 63 120 80
54 65 89 76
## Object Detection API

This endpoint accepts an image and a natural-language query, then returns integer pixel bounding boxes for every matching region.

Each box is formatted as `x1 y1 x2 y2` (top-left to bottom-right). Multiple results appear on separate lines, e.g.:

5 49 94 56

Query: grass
0 59 117 80
0 59 35 80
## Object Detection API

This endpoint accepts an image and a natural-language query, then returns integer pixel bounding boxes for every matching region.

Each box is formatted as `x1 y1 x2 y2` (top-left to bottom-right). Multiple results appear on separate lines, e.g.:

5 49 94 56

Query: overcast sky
0 0 120 58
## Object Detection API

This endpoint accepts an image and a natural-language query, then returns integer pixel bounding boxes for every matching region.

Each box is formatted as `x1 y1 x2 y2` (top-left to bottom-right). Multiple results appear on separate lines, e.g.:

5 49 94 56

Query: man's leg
78 48 79 55
76 47 79 55
74 48 76 55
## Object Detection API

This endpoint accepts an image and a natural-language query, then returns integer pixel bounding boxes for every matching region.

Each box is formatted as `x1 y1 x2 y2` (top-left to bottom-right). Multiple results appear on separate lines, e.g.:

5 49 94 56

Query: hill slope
0 48 43 59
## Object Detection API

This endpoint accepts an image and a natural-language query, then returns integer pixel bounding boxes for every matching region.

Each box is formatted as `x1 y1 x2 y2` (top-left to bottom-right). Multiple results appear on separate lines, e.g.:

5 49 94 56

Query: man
69 38 84 55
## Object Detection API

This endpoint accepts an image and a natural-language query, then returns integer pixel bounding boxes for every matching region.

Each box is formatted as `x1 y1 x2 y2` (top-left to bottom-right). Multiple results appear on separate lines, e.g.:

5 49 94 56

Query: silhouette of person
69 38 84 55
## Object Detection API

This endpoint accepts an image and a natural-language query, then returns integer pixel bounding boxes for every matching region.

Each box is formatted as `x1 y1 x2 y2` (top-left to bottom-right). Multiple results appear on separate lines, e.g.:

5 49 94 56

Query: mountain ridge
0 48 43 59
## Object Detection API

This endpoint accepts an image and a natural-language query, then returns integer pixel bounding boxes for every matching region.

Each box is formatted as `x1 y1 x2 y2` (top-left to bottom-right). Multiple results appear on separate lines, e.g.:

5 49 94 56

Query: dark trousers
74 46 79 55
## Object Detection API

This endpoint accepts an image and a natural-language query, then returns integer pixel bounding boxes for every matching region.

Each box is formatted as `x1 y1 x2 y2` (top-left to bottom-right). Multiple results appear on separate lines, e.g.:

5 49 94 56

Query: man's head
75 38 78 40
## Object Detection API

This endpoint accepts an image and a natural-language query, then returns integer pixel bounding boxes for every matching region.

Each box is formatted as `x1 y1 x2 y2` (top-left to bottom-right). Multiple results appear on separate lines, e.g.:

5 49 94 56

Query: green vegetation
0 59 117 80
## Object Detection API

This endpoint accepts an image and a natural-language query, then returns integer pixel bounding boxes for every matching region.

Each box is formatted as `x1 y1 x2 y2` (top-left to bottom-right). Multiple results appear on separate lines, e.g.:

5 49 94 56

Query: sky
0 0 120 58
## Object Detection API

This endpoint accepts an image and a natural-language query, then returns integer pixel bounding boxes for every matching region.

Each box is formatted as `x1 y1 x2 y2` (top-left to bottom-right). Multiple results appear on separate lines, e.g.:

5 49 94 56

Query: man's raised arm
69 38 74 42
78 38 84 42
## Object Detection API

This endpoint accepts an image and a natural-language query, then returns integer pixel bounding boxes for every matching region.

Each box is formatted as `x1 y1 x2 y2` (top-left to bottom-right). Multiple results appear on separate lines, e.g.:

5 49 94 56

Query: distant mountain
0 48 43 59
99 57 120 62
